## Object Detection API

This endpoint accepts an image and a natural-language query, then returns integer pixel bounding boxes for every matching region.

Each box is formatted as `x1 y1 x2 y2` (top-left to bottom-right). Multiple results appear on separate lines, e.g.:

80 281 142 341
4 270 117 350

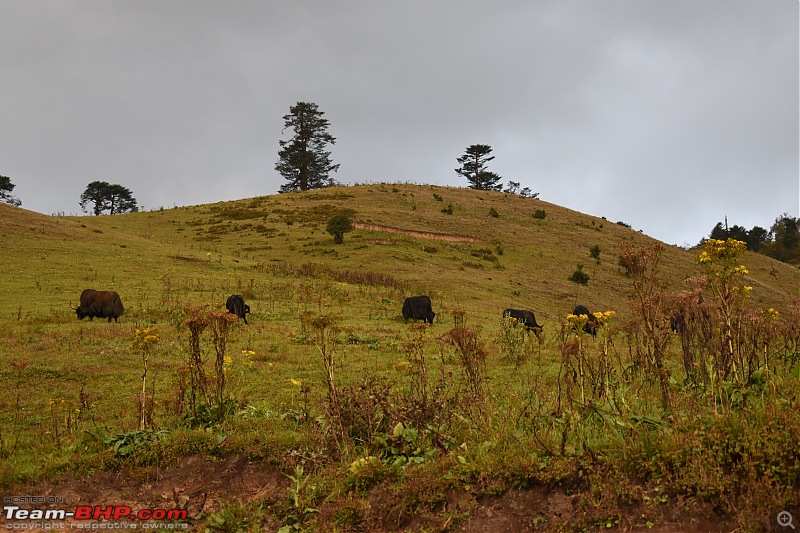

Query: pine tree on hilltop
276 102 340 193
455 144 502 191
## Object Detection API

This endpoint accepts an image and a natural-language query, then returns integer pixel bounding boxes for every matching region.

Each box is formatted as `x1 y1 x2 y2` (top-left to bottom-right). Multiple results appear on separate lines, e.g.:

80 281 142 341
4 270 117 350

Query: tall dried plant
618 243 672 412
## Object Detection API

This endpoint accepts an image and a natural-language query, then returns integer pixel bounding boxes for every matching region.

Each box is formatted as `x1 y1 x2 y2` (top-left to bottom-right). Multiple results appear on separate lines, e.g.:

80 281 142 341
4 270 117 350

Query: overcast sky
1 1 797 246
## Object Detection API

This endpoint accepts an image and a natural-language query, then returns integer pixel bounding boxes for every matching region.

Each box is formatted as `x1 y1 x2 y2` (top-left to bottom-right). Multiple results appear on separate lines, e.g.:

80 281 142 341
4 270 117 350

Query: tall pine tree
275 102 340 193
455 144 502 191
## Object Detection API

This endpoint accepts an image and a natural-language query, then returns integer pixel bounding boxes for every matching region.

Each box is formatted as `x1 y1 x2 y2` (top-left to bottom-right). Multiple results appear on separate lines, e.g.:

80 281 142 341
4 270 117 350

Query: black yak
503 308 543 337
402 295 436 324
226 294 251 324
72 289 124 322
572 304 599 337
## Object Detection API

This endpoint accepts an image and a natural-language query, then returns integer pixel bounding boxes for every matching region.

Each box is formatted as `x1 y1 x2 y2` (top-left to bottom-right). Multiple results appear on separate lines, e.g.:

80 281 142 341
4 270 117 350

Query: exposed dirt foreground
3 456 287 531
5 455 739 532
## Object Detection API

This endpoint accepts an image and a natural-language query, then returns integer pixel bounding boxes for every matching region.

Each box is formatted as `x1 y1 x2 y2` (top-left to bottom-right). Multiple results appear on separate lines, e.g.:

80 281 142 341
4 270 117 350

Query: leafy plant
278 466 318 531
326 213 353 245
104 429 168 457
373 422 436 467
204 500 266 532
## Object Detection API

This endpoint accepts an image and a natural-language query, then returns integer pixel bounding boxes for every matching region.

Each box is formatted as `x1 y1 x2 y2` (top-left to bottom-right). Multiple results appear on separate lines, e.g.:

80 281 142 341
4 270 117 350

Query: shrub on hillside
327 213 353 244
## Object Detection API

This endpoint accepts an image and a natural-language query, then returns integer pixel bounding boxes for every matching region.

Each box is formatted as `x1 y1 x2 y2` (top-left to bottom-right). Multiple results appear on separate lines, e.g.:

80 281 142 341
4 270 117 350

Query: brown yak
72 289 124 322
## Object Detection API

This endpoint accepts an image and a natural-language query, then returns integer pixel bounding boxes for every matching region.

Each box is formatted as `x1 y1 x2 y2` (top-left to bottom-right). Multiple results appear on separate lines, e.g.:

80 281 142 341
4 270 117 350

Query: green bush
327 213 354 244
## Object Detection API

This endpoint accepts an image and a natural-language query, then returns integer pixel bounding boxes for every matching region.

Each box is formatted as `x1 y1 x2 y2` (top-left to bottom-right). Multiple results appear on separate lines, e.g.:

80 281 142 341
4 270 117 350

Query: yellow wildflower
349 456 380 474
763 308 780 321
567 313 588 326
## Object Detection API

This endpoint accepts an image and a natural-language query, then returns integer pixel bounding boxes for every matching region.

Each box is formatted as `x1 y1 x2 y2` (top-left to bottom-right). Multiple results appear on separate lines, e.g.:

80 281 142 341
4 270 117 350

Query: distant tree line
704 214 800 265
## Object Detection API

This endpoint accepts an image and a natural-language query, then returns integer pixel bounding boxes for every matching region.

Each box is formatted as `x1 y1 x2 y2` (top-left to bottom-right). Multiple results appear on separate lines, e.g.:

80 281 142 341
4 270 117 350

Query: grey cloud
0 0 796 245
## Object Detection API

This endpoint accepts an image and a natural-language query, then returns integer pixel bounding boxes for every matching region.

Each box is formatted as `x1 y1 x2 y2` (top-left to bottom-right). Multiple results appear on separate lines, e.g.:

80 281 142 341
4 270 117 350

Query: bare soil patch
5 455 285 530
354 222 480 243
6 458 740 532
173 255 206 264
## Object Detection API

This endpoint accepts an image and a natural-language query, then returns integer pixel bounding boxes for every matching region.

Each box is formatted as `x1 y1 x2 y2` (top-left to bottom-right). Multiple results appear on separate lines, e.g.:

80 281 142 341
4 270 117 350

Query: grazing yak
671 294 706 335
226 294 251 324
503 308 543 337
671 304 712 335
670 313 685 335
572 304 599 337
402 295 436 324
72 289 124 322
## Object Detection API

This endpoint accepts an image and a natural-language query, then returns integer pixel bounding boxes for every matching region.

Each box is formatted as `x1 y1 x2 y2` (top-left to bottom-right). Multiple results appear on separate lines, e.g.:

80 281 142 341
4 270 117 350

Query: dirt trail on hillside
353 222 481 243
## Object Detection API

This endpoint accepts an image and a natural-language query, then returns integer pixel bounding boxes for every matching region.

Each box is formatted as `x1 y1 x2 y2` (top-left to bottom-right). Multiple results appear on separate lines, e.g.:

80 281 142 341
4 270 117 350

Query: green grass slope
3 183 796 323
1 184 798 531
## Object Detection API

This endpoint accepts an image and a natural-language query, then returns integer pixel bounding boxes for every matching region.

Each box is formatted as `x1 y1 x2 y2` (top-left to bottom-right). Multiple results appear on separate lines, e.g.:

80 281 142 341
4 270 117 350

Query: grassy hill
3 183 796 322
1 184 798 531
